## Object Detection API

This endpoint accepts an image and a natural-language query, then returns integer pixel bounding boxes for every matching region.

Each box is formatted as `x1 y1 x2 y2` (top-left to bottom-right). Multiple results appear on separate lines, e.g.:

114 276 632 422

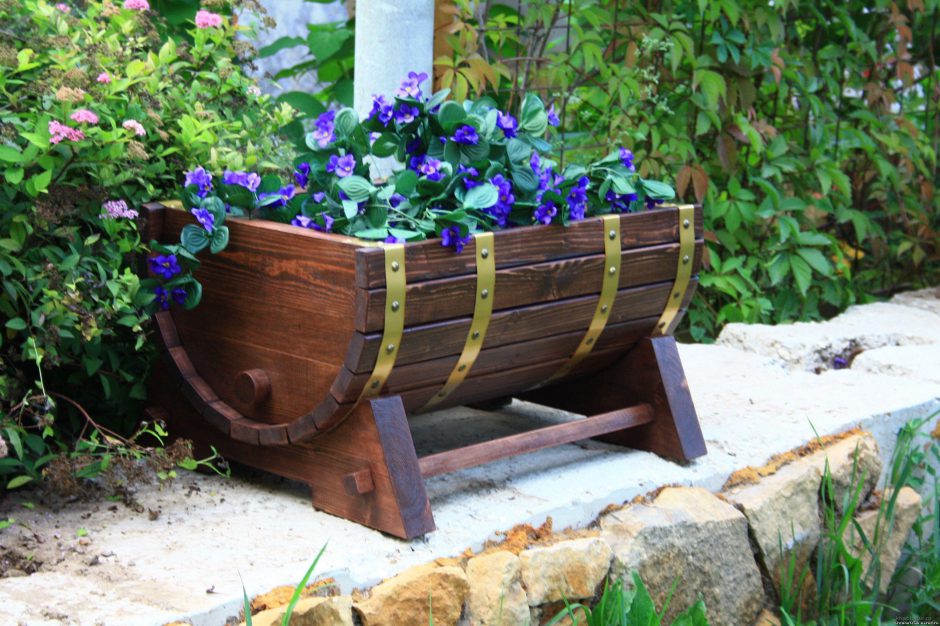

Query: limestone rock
244 596 353 626
725 457 822 595
851 345 940 385
247 597 353 626
805 433 882 514
752 609 781 626
600 487 764 626
465 551 530 626
0 433 6 458
519 537 612 605
355 564 469 626
843 486 922 594
890 286 940 316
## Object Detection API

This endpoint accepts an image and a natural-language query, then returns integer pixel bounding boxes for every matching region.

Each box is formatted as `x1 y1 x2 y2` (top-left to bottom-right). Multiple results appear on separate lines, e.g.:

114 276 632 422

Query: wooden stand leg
148 363 435 539
518 336 706 462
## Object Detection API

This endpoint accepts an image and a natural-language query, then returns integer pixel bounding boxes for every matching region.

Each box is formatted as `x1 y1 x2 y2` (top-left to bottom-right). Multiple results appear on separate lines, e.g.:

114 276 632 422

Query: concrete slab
2 293 939 626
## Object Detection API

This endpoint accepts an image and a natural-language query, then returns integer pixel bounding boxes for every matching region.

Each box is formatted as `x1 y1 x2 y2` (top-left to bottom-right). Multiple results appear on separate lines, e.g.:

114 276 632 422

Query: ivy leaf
789 255 812 295
797 247 833 276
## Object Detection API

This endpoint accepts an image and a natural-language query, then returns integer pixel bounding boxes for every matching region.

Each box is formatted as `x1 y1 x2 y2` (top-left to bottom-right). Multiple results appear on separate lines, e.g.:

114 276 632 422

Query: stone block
465 551 530 626
518 537 611 606
804 433 882 514
600 487 764 626
245 596 353 626
355 563 468 626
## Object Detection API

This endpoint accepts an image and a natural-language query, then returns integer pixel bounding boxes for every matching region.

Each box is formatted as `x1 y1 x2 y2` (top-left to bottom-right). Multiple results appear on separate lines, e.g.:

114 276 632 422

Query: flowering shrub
0 0 294 490
165 74 675 303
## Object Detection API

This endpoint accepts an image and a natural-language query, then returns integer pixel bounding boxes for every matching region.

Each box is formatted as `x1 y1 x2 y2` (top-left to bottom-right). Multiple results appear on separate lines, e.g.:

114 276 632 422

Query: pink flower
96 72 111 83
70 109 99 124
55 3 70 12
194 9 223 29
48 120 85 144
123 0 150 9
122 119 146 136
99 199 139 220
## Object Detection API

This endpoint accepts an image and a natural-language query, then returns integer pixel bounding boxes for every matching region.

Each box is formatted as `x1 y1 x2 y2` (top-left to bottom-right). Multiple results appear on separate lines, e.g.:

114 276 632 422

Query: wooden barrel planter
143 202 706 538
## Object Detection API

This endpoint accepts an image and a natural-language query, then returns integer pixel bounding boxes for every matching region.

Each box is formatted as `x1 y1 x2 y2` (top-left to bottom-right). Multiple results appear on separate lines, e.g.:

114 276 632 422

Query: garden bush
0 0 295 490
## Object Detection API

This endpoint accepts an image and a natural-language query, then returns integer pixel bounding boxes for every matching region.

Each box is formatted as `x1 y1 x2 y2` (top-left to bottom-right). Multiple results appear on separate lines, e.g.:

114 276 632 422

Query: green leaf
694 69 726 110
337 175 375 202
258 35 305 58
372 133 399 158
6 476 33 490
510 166 538 192
506 138 532 163
394 170 418 196
5 317 27 331
354 228 390 240
437 101 467 126
334 108 359 137
641 179 676 200
797 247 833 276
4 168 24 185
462 183 499 210
181 224 210 254
789 255 812 295
277 92 325 118
342 199 359 219
210 226 230 254
610 176 636 196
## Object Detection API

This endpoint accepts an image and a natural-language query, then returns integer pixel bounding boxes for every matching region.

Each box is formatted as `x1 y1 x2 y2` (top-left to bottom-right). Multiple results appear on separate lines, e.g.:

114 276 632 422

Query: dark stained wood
355 207 705 288
356 239 704 332
519 336 707 462
147 366 435 539
331 316 660 404
234 369 272 407
344 469 376 495
346 278 699 373
418 403 653 477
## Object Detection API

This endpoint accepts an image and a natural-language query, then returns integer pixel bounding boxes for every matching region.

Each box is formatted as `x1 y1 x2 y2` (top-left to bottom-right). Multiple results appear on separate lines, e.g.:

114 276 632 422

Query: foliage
167 73 675 303
0 0 294 491
429 0 940 340
243 544 329 626
778 415 940 624
546 572 709 626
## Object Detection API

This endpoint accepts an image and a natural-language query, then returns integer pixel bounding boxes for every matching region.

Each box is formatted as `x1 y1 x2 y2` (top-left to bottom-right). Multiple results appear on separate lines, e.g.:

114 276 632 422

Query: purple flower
394 104 420 125
294 162 311 188
530 151 541 174
292 214 315 229
606 189 638 213
410 155 444 181
314 213 334 232
534 200 559 225
369 94 394 126
547 103 560 127
184 167 212 198
458 165 480 188
619 147 636 172
440 225 471 253
388 193 406 208
833 356 848 369
395 71 429 99
406 137 425 155
496 112 518 138
222 170 261 192
312 111 336 148
99 199 138 220
326 154 356 178
259 185 297 208
190 207 215 234
172 288 187 306
485 174 515 227
312 191 326 203
385 234 404 244
644 196 665 210
149 254 181 279
154 286 170 310
452 125 479 145
567 176 590 221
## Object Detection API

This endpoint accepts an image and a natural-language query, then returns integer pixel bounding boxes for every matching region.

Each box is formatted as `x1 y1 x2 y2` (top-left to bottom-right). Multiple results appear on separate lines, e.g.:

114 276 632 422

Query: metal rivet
608 266 616 275
391 300 400 312
682 255 690 264
472 331 480 340
683 219 690 229
586 337 594 345
386 343 395 353
391 261 400 271
481 288 489 299
458 364 467 372
480 248 489 259
601 304 609 313
608 229 616 240
371 380 380 389
673 292 680 299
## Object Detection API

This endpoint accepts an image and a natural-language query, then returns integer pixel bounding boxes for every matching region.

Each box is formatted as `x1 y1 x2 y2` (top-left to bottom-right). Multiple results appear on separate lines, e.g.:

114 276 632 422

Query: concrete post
353 0 435 119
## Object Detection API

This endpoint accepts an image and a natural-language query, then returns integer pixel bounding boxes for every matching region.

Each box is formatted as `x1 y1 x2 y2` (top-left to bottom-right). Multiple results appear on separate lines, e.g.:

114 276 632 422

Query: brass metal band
358 244 406 401
654 204 696 336
422 232 495 410
549 214 622 381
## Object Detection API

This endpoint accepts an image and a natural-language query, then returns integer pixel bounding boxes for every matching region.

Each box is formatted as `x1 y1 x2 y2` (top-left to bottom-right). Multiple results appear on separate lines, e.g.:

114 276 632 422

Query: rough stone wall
244 430 924 626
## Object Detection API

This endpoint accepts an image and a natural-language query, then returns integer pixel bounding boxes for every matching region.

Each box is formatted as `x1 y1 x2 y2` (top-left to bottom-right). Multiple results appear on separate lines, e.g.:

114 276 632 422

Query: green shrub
0 0 295 490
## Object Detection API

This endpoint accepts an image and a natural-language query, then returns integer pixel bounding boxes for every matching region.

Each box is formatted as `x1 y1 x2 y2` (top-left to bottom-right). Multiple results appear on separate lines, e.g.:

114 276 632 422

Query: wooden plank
418 403 653 477
346 277 699 372
331 315 659 404
356 239 704 332
355 207 704 288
